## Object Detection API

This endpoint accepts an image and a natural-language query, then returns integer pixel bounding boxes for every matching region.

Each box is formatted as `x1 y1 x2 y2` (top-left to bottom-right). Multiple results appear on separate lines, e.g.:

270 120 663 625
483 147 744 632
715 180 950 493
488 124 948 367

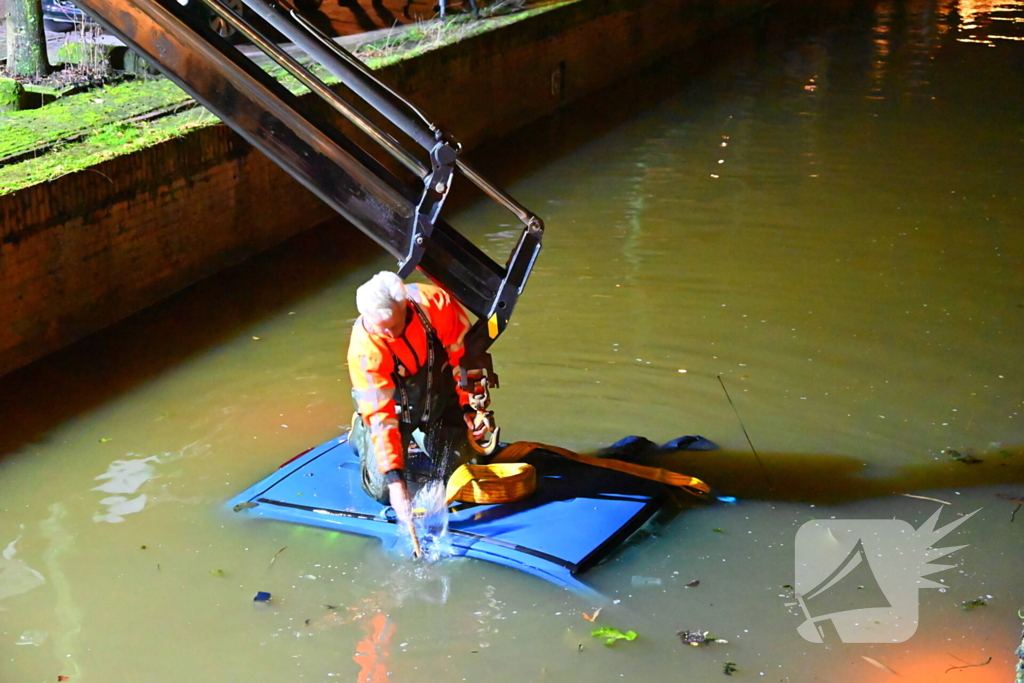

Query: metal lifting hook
467 378 500 457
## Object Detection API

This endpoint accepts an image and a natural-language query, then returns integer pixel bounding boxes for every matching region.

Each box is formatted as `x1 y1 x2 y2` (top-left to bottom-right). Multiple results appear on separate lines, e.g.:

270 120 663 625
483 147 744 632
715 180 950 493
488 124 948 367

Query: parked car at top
42 0 247 41
41 0 94 32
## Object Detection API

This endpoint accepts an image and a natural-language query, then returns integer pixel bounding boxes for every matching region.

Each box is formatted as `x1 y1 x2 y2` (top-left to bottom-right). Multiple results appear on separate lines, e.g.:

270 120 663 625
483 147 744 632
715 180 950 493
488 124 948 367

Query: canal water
2 1 1023 680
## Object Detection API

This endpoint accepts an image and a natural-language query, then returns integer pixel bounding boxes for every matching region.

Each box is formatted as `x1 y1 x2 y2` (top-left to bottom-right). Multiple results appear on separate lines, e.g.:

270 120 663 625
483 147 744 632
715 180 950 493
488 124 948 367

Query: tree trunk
5 0 50 78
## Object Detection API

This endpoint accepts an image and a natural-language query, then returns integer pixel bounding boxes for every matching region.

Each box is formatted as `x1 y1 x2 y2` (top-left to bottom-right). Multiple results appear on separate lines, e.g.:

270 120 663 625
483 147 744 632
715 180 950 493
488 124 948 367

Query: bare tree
4 0 51 78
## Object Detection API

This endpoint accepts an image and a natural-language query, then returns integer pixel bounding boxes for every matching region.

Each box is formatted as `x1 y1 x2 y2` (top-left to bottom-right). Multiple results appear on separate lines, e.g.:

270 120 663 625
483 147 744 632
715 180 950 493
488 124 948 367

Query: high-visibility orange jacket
347 283 472 474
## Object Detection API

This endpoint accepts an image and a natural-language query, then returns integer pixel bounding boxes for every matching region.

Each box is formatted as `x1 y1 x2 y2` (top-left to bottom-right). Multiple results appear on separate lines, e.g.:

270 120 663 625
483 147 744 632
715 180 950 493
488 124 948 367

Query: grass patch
0 79 192 162
0 107 218 190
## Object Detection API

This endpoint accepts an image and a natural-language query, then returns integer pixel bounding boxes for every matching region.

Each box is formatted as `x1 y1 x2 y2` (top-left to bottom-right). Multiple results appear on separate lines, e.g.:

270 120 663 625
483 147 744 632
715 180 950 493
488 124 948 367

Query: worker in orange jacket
347 271 487 525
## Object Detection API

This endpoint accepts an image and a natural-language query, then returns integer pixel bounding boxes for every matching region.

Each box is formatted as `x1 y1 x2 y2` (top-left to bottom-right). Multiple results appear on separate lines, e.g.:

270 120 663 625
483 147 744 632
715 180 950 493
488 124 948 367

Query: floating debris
678 630 707 646
269 546 287 566
945 656 992 673
861 655 898 675
677 629 728 646
16 630 48 646
591 627 638 646
723 662 737 675
997 493 1024 522
960 596 991 610
254 591 271 602
209 569 225 577
900 493 951 505
686 580 700 587
946 449 982 464
582 608 602 622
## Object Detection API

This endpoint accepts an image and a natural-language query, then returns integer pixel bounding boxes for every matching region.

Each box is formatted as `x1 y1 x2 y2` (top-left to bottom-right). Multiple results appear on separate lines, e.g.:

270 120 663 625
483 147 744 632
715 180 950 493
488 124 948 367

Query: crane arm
73 0 543 386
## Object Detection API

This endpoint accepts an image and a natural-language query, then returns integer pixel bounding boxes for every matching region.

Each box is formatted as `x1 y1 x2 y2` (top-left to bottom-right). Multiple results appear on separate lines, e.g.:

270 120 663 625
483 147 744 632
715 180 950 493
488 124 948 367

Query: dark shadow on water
641 446 1024 506
0 224 379 459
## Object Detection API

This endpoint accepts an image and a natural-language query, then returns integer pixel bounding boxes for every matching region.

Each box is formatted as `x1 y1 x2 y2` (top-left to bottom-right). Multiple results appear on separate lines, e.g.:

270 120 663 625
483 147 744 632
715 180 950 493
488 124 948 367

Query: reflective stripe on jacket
347 283 472 473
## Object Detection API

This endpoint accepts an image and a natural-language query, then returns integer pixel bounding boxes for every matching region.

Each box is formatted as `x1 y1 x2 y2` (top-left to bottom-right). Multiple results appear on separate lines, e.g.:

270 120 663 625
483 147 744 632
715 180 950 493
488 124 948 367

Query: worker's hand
464 411 488 439
387 479 422 558
387 479 413 526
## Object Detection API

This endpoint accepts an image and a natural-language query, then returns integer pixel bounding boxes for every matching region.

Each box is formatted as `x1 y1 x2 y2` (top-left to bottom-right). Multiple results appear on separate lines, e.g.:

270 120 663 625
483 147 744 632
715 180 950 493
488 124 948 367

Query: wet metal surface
2 1 1024 681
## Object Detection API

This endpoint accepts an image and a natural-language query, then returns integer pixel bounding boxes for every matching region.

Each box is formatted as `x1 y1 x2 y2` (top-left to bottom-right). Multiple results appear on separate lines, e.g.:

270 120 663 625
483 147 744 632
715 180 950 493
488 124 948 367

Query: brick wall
0 127 334 376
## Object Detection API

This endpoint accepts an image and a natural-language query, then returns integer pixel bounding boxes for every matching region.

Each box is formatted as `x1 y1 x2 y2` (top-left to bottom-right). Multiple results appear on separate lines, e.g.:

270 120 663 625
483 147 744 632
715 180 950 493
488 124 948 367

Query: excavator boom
72 0 543 384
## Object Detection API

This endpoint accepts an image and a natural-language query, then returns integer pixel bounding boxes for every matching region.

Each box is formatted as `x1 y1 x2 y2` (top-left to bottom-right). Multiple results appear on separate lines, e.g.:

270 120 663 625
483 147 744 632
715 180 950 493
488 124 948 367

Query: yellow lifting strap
444 462 536 506
445 441 711 506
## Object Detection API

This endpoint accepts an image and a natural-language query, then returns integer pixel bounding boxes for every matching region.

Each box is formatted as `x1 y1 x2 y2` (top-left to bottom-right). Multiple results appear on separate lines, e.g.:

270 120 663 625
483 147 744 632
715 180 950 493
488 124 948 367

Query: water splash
410 480 453 563
385 486 454 605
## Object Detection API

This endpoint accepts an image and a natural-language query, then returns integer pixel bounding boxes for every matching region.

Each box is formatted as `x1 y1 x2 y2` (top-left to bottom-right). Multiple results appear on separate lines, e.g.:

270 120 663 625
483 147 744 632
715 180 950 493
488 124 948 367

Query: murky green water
3 1 1024 681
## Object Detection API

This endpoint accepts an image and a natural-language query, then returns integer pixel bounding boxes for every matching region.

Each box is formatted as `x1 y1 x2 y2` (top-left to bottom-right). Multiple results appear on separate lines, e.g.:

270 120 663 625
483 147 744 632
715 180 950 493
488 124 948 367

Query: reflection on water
353 613 395 683
40 504 83 681
92 457 158 524
2 0 1024 680
0 536 45 606
956 0 1024 44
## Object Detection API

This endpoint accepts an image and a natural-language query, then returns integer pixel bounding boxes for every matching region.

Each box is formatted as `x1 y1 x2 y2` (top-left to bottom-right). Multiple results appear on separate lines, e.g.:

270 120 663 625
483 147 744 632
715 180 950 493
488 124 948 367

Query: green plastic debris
960 596 989 610
591 627 638 646
947 449 982 464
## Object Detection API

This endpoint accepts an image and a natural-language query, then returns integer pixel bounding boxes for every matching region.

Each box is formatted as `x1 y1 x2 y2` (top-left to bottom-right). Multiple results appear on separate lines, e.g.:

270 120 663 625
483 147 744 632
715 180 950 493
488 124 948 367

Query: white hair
356 271 407 322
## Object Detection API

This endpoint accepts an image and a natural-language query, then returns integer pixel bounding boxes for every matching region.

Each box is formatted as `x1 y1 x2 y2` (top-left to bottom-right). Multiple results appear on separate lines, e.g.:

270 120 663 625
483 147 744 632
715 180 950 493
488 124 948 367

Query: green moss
0 2 569 195
0 78 192 160
0 107 218 190
1 78 25 112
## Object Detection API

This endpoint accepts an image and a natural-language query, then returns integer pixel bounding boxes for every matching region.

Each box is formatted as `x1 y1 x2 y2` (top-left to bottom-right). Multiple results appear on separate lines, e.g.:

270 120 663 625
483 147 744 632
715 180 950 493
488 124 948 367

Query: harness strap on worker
445 441 711 506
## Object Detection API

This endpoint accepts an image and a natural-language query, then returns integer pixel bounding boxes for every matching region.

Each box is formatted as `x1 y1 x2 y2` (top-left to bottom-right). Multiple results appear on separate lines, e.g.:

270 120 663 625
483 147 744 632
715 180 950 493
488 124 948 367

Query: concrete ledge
0 0 771 378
